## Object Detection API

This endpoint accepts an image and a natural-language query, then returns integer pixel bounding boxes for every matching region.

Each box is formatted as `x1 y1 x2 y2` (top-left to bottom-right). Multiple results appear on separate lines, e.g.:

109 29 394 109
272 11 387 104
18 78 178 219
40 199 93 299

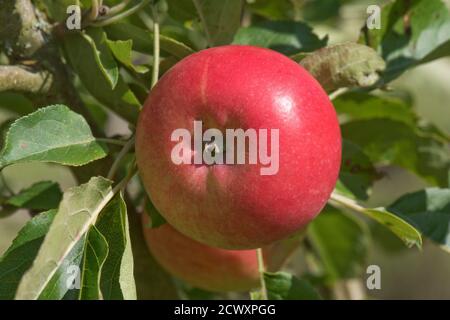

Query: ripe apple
141 214 305 292
136 45 341 249
142 215 259 292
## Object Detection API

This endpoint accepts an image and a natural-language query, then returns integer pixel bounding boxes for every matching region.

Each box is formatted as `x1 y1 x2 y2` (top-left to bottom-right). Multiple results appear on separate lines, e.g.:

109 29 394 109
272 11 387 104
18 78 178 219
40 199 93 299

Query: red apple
141 214 305 292
136 45 341 249
142 214 259 292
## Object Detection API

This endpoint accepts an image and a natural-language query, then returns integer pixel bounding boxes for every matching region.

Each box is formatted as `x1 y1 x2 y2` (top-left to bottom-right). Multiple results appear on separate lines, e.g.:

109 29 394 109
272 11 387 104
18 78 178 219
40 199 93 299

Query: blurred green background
1 0 449 299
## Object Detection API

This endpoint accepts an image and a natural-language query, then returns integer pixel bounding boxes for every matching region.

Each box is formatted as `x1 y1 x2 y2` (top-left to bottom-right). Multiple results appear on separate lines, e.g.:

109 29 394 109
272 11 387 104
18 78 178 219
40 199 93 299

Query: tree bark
0 65 53 94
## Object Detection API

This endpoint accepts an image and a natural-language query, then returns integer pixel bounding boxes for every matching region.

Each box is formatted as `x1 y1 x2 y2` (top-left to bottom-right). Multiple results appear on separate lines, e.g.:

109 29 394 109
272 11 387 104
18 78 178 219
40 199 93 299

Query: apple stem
256 248 268 300
329 192 365 213
328 87 349 101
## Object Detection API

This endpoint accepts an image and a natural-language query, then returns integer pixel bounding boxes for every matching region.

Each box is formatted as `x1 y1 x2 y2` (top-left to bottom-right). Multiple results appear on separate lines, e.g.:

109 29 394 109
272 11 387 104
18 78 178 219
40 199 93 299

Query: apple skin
142 215 260 292
142 214 305 292
136 45 341 249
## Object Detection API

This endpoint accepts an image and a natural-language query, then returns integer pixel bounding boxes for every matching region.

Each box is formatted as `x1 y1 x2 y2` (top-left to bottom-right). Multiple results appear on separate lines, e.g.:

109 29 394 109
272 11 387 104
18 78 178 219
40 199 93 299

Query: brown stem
0 0 49 60
0 65 53 94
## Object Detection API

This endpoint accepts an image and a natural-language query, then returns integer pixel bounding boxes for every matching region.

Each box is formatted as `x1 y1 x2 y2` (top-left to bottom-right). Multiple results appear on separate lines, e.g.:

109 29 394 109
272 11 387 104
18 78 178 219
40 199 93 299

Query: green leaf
0 105 108 169
15 177 113 300
249 290 263 300
333 92 416 127
166 0 197 21
335 93 449 188
330 193 422 248
78 226 108 300
360 0 450 82
192 0 244 46
302 0 342 22
334 180 358 201
364 208 423 248
0 210 56 299
96 194 137 300
0 92 34 116
342 119 450 187
264 272 322 300
388 188 450 249
233 21 327 55
2 210 56 257
339 140 378 200
145 197 166 228
247 0 294 20
7 181 62 210
308 206 370 280
369 220 407 253
127 201 180 299
38 237 85 300
84 28 120 89
300 43 386 92
63 33 141 123
106 39 149 74
35 193 137 300
104 23 195 59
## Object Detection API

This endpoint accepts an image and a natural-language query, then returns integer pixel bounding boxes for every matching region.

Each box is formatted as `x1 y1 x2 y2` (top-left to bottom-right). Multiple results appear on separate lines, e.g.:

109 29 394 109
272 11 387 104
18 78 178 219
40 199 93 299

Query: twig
107 0 132 16
112 160 137 193
290 0 303 21
332 279 367 300
0 0 48 59
0 65 54 94
329 192 365 213
138 11 154 31
256 248 268 300
96 138 128 146
107 136 136 180
151 5 160 88
328 87 349 101
89 0 100 21
91 0 151 27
